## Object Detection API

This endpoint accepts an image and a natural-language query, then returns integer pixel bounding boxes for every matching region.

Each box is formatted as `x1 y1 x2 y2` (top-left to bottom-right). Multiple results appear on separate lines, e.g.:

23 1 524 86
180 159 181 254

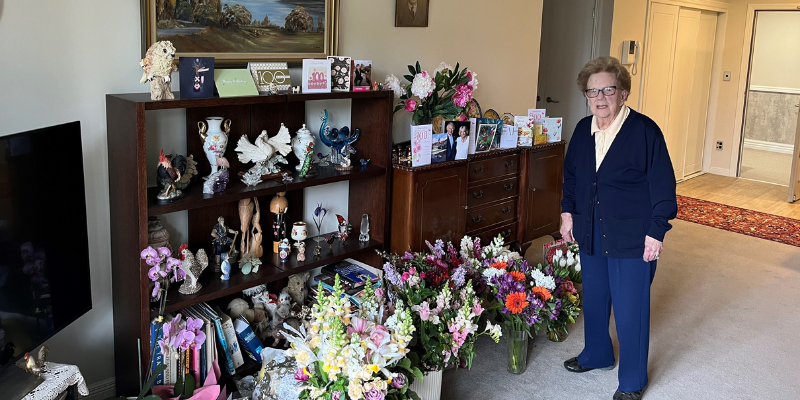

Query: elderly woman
560 56 677 400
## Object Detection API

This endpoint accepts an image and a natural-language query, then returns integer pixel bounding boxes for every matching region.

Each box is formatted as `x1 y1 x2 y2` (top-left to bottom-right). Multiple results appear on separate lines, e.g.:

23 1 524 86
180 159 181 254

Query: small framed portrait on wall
396 0 429 27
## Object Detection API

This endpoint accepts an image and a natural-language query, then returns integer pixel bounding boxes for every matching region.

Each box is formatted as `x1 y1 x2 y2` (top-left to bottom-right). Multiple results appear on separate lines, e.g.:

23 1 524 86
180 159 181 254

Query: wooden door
684 11 717 176
416 166 467 249
524 147 564 242
642 3 679 138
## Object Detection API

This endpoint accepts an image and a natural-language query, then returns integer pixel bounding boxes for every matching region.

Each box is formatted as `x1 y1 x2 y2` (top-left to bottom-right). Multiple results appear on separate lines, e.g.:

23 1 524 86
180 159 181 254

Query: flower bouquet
385 62 478 125
543 245 582 342
282 276 423 400
379 239 502 374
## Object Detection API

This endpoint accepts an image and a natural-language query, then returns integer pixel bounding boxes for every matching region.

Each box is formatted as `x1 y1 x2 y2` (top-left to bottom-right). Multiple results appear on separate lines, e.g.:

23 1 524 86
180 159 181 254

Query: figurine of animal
140 41 178 100
273 318 302 348
24 346 48 376
264 291 292 333
286 272 310 305
157 154 197 191
220 255 232 280
215 155 230 170
157 149 189 200
236 126 292 176
291 304 312 330
178 247 209 295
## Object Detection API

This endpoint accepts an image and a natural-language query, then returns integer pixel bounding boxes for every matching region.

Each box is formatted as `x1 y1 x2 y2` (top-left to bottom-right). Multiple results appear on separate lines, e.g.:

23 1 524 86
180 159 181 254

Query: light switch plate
723 71 731 81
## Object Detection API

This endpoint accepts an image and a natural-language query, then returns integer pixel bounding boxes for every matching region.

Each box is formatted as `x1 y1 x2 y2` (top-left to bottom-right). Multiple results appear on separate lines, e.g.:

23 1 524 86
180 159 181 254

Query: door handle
537 95 541 102
795 104 799 107
472 190 484 199
472 215 482 223
504 183 514 191
473 166 484 174
546 97 559 103
501 206 512 214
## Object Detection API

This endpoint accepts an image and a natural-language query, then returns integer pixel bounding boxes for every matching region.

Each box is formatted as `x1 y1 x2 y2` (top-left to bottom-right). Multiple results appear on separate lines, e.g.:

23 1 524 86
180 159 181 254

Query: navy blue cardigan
561 109 677 258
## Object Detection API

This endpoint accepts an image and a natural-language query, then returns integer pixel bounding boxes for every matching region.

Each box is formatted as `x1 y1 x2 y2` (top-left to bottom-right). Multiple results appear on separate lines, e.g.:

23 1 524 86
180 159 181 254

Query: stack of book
311 259 382 307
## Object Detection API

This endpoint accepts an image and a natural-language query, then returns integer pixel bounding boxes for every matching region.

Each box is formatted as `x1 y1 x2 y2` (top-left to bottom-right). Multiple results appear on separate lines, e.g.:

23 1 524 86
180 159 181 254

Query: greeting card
328 56 353 92
352 60 372 92
542 117 563 142
302 59 331 93
248 62 291 94
514 116 535 147
411 124 433 167
528 109 546 124
214 69 258 98
180 57 215 99
500 124 518 149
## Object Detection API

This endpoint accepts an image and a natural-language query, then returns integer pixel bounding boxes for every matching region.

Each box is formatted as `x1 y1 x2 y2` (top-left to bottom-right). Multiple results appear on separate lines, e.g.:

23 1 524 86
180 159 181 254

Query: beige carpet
739 148 792 186
442 220 800 399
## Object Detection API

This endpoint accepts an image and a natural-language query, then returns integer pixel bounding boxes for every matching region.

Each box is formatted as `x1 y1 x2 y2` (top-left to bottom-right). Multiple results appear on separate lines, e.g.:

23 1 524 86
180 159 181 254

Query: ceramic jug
292 124 315 171
198 117 231 177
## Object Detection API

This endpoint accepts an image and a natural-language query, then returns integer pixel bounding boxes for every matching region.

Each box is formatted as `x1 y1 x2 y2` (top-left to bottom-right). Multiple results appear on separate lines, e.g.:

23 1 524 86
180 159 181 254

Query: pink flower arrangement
451 84 473 108
405 99 417 112
387 61 478 125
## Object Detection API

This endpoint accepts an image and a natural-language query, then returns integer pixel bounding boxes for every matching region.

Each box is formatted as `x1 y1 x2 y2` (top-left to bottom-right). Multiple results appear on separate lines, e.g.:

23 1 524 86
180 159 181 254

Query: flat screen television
0 121 93 397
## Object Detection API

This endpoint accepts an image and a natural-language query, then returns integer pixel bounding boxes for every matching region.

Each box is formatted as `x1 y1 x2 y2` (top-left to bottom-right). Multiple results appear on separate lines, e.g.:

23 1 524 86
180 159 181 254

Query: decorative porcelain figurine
291 222 308 244
279 239 291 262
295 241 306 262
336 214 351 243
198 117 231 179
270 192 289 253
178 247 209 295
319 110 361 165
335 155 353 171
236 124 292 178
360 158 370 168
156 150 197 203
359 214 370 242
211 216 238 271
292 124 315 171
220 253 232 280
140 41 177 100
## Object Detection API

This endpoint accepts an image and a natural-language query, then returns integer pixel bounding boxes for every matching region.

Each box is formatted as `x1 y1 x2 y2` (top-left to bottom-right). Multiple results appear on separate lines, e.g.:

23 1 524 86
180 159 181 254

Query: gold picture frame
141 0 339 63
395 0 429 27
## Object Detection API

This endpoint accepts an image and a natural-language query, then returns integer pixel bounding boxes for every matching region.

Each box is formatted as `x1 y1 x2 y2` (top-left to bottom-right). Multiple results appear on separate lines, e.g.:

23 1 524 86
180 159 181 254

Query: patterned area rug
677 195 800 247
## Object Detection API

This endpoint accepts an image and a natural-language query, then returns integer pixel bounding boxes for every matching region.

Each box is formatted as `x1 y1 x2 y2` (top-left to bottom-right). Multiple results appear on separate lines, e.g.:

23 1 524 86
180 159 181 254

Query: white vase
292 124 315 171
198 116 231 178
409 370 443 400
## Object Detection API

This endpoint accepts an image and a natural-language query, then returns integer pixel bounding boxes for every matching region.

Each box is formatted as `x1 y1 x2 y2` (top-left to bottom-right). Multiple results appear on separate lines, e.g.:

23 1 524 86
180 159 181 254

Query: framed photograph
248 62 291 94
142 0 340 62
328 56 352 92
441 120 471 161
302 59 331 93
395 0 429 27
431 133 448 163
352 60 372 91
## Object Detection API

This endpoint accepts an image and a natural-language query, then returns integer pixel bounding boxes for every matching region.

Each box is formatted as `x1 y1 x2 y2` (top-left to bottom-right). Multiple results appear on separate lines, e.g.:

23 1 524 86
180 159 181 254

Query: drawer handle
505 160 515 168
473 166 485 174
501 229 512 238
502 206 512 214
472 190 484 199
504 183 514 191
472 215 482 223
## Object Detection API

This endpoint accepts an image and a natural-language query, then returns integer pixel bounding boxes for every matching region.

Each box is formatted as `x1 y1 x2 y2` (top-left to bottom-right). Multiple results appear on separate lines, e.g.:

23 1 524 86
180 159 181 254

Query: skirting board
743 139 794 155
709 166 734 177
79 377 115 400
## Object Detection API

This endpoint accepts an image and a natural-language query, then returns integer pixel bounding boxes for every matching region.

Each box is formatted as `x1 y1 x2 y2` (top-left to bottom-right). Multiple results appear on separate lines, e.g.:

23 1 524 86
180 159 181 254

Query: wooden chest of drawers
390 142 565 253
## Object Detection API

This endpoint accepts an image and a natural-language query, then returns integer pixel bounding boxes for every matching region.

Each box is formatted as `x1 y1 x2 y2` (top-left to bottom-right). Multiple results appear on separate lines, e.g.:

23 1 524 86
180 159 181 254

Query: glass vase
506 327 529 374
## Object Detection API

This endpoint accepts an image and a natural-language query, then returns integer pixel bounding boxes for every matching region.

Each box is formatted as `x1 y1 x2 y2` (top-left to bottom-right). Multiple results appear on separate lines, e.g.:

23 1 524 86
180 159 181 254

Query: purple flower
152 281 161 299
391 373 406 388
365 388 385 400
425 239 445 257
314 203 327 218
452 266 467 289
141 247 160 266
172 266 186 283
332 390 341 400
383 263 403 287
185 317 203 335
166 257 181 274
148 266 161 281
158 247 172 258
176 329 196 351
402 251 415 261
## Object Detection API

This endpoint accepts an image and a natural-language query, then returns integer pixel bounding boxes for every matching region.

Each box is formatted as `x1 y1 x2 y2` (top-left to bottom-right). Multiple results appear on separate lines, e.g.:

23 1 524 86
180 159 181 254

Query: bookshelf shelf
107 91 393 396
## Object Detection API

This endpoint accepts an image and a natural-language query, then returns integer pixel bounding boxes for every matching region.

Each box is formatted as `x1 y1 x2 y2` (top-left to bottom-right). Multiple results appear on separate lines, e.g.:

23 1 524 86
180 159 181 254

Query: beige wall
749 11 800 90
340 0 544 143
610 0 800 175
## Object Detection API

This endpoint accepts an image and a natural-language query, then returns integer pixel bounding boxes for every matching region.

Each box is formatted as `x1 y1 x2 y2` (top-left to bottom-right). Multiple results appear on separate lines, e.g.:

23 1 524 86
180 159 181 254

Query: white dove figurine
236 124 293 165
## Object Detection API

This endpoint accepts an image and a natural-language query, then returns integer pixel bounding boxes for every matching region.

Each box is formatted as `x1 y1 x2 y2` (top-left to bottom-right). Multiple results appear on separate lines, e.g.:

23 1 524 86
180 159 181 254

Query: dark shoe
613 389 644 400
563 357 613 373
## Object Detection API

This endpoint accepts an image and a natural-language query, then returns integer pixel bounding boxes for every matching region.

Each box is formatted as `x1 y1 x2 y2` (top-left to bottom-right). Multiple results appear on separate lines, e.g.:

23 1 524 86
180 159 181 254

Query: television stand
1 362 89 400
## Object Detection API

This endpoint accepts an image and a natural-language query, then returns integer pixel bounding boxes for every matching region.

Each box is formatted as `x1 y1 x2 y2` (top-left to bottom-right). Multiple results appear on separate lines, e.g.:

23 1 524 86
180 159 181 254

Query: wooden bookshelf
107 91 393 396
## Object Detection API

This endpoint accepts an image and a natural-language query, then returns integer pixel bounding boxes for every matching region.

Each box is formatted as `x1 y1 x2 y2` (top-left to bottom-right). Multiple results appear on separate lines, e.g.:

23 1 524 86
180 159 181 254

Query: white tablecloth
21 362 89 400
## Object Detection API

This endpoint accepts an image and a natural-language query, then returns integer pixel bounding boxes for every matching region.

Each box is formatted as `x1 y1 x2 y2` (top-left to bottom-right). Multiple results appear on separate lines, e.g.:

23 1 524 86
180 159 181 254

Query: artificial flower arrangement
384 62 478 125
379 239 503 373
282 276 424 400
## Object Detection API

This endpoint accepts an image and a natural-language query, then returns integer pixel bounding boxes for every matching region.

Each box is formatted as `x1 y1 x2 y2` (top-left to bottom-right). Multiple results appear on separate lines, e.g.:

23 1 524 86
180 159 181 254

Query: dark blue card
179 57 215 99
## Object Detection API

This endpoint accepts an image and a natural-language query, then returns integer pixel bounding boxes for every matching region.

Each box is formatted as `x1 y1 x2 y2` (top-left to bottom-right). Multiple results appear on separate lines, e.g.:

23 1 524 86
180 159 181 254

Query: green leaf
408 351 420 367
399 358 411 369
138 364 167 399
183 373 195 397
404 74 415 82
173 374 183 398
409 391 422 400
408 65 417 76
416 61 421 73
412 367 424 381
394 104 405 114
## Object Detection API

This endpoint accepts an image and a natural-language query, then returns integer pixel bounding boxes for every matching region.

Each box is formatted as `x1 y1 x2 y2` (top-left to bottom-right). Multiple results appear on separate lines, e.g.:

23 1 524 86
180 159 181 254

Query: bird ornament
140 41 178 100
236 124 293 177
178 247 209 295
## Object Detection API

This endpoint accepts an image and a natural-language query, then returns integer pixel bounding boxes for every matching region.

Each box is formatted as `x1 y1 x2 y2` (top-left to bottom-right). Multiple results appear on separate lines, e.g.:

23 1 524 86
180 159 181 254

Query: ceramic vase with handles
198 117 231 178
292 124 315 171
291 222 308 243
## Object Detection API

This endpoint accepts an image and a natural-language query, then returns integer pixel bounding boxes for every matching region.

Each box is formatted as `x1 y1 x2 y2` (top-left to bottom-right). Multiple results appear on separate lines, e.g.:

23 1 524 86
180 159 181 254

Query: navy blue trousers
577 209 657 392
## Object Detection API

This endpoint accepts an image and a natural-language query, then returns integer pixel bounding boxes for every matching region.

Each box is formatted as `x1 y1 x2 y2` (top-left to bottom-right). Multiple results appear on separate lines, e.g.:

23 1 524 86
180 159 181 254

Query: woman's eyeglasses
585 86 617 98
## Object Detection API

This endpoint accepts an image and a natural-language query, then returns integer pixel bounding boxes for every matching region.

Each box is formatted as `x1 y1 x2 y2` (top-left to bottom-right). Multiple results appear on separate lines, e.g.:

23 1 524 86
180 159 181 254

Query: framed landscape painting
142 0 339 62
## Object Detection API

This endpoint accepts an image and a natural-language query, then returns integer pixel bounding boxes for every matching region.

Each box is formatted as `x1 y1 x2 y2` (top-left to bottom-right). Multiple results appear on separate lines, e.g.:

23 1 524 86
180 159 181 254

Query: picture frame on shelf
248 62 291 94
395 0 429 27
141 0 340 62
352 60 372 91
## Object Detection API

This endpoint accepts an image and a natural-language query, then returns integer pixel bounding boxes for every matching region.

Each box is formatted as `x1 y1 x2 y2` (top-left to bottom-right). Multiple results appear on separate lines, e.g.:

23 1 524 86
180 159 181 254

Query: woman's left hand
643 236 662 262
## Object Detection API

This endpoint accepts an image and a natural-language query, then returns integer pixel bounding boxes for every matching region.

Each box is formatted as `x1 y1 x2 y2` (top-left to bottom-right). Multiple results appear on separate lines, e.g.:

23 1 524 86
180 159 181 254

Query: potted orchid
281 276 423 400
384 62 478 125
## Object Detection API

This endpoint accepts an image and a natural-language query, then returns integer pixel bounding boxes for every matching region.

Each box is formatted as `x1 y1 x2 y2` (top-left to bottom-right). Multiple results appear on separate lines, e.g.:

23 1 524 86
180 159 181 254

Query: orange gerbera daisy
491 261 508 270
532 286 552 301
505 292 529 314
508 271 526 282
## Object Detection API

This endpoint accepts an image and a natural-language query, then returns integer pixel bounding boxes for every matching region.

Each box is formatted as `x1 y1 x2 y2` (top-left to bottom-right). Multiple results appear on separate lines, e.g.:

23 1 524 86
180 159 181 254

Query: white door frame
729 3 800 175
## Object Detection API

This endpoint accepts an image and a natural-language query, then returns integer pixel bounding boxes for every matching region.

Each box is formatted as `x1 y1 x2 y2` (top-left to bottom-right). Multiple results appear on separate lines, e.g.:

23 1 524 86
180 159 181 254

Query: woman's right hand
560 212 574 242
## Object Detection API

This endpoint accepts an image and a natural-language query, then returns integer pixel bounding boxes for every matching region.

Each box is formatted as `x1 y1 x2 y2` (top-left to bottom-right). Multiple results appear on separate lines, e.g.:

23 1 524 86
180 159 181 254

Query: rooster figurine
140 41 178 100
24 345 48 376
156 149 189 203
158 153 197 191
236 124 292 177
178 246 209 295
